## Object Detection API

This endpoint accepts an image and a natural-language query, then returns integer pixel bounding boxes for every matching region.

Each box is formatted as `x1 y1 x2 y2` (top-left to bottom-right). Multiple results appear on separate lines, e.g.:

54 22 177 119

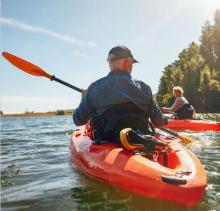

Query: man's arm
139 82 167 127
73 89 93 126
162 107 172 113
149 100 168 127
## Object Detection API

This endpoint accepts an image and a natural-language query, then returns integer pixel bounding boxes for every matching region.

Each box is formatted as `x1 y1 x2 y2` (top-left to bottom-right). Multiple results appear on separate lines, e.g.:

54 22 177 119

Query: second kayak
165 119 220 131
70 125 207 207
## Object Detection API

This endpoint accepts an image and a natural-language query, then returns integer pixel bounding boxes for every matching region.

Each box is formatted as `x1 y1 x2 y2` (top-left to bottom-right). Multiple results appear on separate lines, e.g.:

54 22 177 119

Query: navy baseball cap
107 46 138 63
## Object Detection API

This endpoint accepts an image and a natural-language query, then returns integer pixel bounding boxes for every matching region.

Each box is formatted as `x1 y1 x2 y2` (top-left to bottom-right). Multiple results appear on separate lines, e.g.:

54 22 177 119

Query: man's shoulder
87 75 108 90
132 77 152 91
92 75 108 85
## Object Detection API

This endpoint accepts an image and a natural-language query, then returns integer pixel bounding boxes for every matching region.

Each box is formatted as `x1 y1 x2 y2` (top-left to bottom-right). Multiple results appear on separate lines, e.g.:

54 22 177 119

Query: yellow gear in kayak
120 128 144 150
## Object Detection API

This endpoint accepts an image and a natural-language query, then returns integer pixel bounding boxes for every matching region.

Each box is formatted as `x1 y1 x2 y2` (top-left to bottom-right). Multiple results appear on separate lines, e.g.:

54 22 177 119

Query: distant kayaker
73 45 167 141
162 86 195 119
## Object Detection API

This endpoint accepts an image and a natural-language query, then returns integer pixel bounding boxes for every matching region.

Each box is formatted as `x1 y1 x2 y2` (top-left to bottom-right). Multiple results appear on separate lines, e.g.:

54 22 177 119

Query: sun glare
204 0 220 10
193 0 220 21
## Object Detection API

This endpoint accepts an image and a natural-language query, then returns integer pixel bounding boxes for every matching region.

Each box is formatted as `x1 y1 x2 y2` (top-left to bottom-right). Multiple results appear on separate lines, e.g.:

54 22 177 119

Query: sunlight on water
1 116 220 211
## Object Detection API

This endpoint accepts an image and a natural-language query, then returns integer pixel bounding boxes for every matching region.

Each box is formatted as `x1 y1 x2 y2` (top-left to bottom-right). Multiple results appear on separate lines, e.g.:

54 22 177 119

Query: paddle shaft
159 127 178 137
150 122 179 138
50 76 82 93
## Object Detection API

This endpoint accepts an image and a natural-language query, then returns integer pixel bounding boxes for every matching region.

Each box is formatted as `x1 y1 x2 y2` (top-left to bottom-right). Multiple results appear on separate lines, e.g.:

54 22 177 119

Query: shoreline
1 109 73 117
1 112 57 117
1 112 219 122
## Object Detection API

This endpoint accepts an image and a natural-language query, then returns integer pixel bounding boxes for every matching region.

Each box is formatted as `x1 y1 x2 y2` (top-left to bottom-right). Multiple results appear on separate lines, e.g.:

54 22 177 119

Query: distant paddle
158 127 195 144
2 52 83 93
148 121 195 144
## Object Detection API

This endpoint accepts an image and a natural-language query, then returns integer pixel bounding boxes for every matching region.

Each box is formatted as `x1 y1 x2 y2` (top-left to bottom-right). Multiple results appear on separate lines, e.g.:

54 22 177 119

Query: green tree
199 21 216 72
56 110 65 115
157 42 205 111
157 10 220 113
213 10 220 71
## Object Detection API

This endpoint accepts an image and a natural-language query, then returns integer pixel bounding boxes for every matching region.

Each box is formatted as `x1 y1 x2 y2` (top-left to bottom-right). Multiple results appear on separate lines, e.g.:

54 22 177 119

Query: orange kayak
165 119 220 131
70 125 207 207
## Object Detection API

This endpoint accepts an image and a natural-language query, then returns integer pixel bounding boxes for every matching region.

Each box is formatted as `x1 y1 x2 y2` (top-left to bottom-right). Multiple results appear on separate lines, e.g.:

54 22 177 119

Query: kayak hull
165 119 220 131
70 126 207 207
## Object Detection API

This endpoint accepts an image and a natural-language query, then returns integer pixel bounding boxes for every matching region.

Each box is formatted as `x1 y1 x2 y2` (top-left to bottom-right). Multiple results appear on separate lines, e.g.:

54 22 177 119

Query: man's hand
81 89 87 97
162 107 170 113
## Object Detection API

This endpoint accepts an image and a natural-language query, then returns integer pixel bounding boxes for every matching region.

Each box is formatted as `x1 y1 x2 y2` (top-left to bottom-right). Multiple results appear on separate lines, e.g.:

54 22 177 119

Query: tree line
156 10 220 113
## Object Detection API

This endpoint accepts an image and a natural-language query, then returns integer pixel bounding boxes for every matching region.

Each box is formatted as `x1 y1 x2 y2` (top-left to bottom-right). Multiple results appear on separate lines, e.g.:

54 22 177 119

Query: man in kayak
73 45 167 141
162 86 195 119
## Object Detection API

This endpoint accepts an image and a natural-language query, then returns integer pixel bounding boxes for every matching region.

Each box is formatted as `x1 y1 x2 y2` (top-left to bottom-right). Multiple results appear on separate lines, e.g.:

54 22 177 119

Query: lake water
1 116 220 211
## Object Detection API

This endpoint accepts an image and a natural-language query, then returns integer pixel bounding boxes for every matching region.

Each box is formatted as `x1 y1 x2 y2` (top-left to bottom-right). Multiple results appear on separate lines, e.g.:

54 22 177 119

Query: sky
1 0 220 114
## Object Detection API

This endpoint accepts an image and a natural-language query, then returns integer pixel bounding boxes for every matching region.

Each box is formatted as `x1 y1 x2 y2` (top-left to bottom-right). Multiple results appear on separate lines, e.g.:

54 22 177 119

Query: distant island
0 109 73 117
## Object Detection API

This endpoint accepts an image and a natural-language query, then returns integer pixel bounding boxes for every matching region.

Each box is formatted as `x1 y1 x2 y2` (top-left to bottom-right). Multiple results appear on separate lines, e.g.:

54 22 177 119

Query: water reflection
69 169 208 211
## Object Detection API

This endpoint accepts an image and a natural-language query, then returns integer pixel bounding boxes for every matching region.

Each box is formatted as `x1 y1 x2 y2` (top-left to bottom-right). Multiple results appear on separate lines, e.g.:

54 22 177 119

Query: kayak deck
70 126 207 207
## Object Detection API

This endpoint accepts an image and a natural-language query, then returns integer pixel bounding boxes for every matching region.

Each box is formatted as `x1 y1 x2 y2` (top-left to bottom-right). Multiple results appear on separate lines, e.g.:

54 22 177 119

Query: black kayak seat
91 102 150 142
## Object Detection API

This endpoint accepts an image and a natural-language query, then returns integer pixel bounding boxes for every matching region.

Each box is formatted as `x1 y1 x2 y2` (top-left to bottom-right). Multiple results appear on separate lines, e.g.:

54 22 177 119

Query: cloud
72 50 92 61
0 16 96 47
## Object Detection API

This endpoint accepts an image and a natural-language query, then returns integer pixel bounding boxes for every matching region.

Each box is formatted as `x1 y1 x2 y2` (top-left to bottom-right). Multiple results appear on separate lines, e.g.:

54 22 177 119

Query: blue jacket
73 71 167 127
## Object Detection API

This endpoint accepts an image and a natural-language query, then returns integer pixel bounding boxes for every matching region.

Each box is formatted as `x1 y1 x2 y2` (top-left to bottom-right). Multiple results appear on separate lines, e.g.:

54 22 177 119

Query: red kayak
165 119 220 131
70 125 207 207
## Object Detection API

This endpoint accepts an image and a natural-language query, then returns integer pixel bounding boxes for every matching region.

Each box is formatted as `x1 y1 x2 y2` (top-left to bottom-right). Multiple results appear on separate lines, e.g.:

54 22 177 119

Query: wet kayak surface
1 116 220 211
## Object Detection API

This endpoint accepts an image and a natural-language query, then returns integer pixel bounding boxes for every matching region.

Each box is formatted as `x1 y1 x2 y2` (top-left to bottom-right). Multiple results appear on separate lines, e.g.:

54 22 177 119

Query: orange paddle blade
2 52 52 79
